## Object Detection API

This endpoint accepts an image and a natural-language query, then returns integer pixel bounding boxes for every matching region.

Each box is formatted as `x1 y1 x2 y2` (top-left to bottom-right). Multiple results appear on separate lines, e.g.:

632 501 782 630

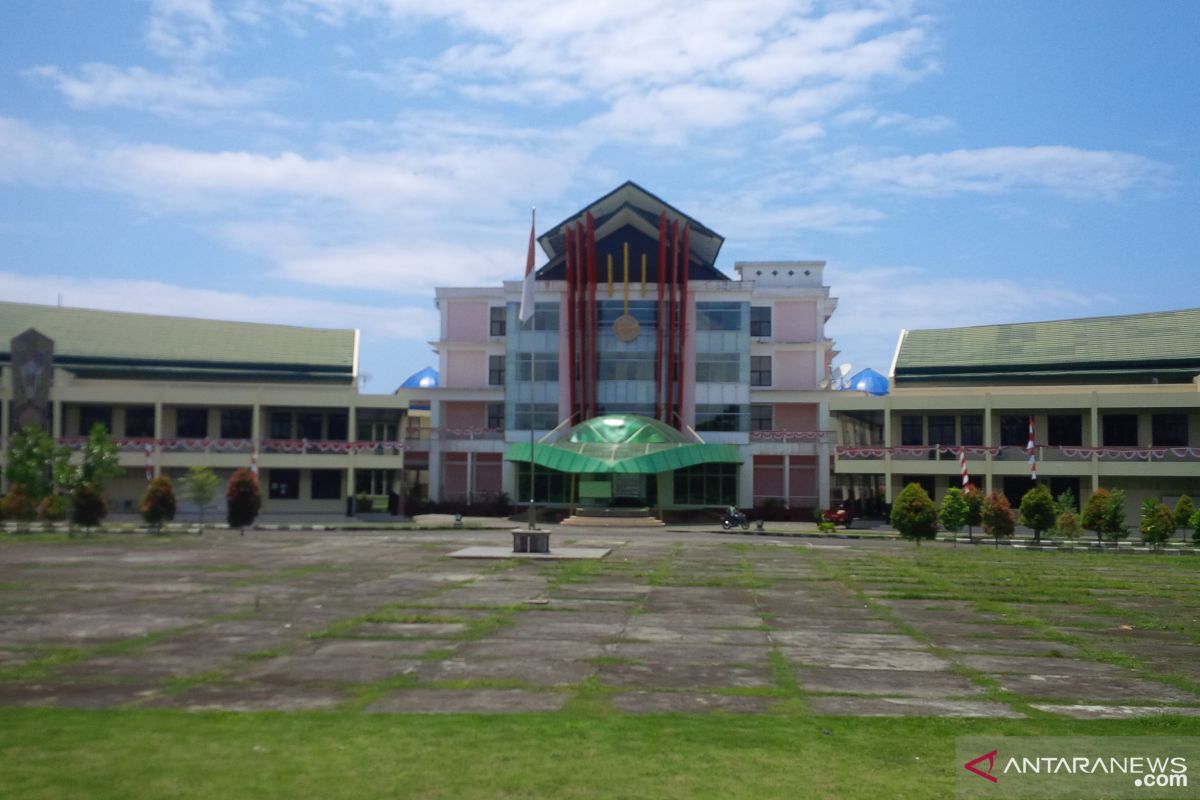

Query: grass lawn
3 708 1199 799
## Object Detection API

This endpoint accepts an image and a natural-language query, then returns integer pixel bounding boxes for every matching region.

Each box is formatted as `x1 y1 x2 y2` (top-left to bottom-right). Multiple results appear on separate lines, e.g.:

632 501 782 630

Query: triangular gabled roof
535 181 727 281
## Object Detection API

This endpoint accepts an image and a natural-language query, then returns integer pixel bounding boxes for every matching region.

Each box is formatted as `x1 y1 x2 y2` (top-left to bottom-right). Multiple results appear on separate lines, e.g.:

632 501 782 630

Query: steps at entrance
559 507 664 528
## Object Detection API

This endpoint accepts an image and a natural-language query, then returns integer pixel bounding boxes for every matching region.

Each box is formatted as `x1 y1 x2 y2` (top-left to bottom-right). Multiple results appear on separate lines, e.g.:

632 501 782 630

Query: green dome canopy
567 414 690 445
505 414 741 475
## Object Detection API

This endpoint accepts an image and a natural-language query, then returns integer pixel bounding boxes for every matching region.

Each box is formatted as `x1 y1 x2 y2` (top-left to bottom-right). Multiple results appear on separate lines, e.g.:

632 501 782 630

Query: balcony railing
835 444 1200 462
56 437 404 455
750 430 837 443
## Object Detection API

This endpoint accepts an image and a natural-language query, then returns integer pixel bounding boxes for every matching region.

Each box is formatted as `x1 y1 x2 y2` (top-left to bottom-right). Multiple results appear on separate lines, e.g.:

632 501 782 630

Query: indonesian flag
518 208 537 323
959 447 969 488
1027 415 1037 480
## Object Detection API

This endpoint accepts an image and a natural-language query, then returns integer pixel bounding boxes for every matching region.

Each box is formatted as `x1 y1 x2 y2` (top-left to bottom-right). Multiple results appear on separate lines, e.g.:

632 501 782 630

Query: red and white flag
518 208 537 323
959 447 969 488
144 443 154 481
1027 415 1037 480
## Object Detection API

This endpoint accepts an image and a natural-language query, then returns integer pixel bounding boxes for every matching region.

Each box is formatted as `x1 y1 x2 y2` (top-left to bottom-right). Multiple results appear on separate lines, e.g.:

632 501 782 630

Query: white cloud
837 146 1171 199
145 0 229 63
25 63 283 116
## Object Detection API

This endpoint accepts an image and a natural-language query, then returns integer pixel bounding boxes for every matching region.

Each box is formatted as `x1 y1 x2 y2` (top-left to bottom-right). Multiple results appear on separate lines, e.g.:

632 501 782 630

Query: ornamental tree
1019 484 1056 544
70 482 108 530
140 475 177 532
77 423 122 490
962 484 984 541
939 487 969 539
981 491 1015 547
1173 495 1195 541
5 425 71 501
1055 509 1081 540
1139 499 1175 549
1 484 38 522
1081 488 1111 544
1101 489 1129 542
181 466 220 528
1190 509 1200 545
890 482 938 544
226 468 261 532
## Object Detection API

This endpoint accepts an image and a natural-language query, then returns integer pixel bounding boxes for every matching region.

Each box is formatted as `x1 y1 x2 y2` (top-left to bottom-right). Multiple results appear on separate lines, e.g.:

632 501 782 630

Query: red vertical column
585 212 598 420
565 225 577 422
656 212 667 422
676 224 690 425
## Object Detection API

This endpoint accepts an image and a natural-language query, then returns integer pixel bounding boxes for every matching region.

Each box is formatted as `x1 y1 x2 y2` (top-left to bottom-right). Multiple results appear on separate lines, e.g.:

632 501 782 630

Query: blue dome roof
400 366 439 389
847 367 889 395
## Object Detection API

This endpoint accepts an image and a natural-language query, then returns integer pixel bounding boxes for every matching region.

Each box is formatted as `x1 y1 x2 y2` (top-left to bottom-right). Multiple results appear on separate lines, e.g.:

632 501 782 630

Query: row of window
489 354 777 387
487 302 776 338
477 403 780 431
265 468 398 500
899 413 1190 448
73 406 402 441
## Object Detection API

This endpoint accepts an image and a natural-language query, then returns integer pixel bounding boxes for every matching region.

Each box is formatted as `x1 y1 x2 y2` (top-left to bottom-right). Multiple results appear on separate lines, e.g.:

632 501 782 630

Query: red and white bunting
959 447 969 487
1027 415 1037 480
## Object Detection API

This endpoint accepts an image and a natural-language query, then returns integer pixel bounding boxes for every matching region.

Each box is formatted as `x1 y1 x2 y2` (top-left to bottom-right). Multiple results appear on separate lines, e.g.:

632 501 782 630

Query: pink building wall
446 300 488 342
773 300 818 342
445 351 487 388
774 351 817 390
774 403 818 431
444 402 485 428
474 453 502 495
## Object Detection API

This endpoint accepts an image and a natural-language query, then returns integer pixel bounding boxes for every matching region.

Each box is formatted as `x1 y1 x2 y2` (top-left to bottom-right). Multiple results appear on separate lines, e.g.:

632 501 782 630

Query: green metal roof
505 414 742 474
894 308 1200 384
0 301 356 383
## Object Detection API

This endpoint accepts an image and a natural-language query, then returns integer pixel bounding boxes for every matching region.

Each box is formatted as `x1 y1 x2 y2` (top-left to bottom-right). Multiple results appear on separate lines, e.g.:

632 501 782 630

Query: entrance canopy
504 414 741 475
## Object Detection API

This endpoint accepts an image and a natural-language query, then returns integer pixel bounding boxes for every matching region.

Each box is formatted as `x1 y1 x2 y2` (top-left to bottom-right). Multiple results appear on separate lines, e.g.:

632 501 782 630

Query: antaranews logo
964 750 999 784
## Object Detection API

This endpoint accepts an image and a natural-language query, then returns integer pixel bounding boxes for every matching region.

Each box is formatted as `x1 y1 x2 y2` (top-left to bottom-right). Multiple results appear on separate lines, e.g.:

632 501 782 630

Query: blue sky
1 1 1196 391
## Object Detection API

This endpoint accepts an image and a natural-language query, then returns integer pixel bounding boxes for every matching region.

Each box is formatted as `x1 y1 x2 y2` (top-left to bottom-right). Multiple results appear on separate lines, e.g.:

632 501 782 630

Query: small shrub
1055 509 1081 540
890 483 938 544
1139 499 1175 549
1101 489 1128 542
939 487 969 538
981 491 1015 545
140 475 178 531
817 520 836 533
226 469 261 531
38 494 69 522
1174 495 1195 538
1191 508 1200 545
2 484 38 521
71 482 108 529
1019 484 1056 544
1081 488 1111 544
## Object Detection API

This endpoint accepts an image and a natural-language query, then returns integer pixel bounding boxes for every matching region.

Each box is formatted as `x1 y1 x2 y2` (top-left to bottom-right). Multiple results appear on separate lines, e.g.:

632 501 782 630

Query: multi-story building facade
424 182 837 513
1 302 418 517
830 309 1200 517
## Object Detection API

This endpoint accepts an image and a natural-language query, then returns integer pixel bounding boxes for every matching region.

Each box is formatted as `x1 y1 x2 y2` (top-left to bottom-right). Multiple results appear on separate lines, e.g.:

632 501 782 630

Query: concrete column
466 451 475 506
52 399 62 438
1089 393 1100 492
738 459 754 509
153 400 164 477
817 445 831 510
882 399 894 502
783 453 791 509
983 395 993 495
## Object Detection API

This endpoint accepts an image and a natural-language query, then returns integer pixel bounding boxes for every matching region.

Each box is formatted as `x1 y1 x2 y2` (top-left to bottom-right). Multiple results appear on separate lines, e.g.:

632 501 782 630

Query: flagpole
526 208 538 531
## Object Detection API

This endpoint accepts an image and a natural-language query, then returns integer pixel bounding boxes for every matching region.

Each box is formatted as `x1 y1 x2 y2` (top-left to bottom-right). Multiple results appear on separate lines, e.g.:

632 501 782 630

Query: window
297 412 323 440
1103 414 1138 447
960 415 983 446
125 406 155 438
79 406 113 435
517 302 559 332
516 463 570 504
750 404 773 432
999 415 1027 447
928 415 955 446
694 352 740 383
327 412 348 441
750 356 772 387
176 408 208 438
516 353 558 382
486 403 505 429
513 403 558 430
695 302 742 332
597 352 656 381
310 470 342 500
750 306 772 337
1047 414 1082 447
488 355 506 386
673 463 738 506
355 469 392 495
489 306 506 336
598 300 657 328
268 469 300 499
695 404 745 432
900 415 923 446
270 412 293 439
1152 413 1188 446
220 409 252 439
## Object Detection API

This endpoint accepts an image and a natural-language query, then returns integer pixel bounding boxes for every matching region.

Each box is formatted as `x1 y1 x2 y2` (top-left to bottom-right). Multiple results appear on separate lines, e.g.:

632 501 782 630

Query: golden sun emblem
613 313 640 342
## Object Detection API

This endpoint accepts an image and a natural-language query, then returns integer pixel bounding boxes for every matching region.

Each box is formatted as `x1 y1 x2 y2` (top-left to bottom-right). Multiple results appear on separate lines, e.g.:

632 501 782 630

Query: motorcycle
821 505 854 529
721 509 750 530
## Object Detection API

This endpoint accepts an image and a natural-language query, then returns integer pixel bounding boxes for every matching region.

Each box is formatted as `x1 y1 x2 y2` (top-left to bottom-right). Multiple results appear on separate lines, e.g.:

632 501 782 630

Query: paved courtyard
1 528 1198 719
